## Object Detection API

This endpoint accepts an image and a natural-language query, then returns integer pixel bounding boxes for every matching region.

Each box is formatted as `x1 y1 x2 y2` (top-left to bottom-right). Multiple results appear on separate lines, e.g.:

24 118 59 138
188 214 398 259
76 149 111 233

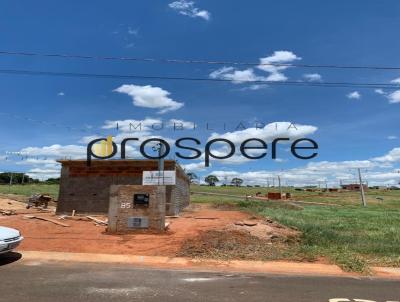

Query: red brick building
56 159 190 216
341 184 368 191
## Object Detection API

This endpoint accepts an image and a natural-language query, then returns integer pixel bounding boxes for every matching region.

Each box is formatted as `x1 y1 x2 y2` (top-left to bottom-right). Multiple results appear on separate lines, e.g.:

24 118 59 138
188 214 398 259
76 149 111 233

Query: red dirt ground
1 203 255 256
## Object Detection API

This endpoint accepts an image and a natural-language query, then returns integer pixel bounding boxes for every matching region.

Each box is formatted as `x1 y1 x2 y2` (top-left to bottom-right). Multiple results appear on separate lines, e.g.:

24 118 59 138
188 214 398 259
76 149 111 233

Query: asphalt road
0 252 399 302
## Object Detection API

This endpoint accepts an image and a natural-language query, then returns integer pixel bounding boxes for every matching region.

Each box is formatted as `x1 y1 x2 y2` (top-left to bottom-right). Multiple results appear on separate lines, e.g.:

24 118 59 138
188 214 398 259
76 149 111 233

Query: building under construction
341 183 368 191
56 160 190 217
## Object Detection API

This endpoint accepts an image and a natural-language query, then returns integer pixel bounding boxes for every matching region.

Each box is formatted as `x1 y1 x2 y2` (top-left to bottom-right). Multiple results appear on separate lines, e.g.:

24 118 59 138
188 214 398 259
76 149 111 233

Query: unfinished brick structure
56 160 190 216
108 185 166 232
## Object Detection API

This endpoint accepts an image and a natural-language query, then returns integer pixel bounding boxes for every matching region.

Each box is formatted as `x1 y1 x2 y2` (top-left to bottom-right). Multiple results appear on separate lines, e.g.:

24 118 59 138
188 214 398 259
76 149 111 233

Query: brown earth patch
0 199 300 258
177 217 300 261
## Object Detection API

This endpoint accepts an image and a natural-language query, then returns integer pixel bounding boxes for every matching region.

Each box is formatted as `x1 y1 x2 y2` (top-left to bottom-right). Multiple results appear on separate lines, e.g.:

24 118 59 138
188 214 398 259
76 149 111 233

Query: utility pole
8 172 13 193
159 143 166 185
278 175 282 195
357 168 367 207
152 143 166 185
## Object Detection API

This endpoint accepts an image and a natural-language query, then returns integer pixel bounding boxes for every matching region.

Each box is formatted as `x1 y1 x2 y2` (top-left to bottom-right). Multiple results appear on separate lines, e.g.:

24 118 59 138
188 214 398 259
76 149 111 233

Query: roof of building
57 159 188 179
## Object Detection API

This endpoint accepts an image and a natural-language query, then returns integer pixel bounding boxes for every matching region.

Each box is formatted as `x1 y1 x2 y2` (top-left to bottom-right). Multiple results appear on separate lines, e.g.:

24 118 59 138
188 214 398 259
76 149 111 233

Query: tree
231 177 243 187
0 172 36 184
186 172 198 183
45 177 60 184
205 175 219 186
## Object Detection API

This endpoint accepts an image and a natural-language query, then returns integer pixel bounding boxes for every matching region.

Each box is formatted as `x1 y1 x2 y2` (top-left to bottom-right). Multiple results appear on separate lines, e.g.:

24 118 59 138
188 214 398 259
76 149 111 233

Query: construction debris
26 194 54 209
0 209 17 216
86 216 108 226
23 215 70 227
62 215 90 221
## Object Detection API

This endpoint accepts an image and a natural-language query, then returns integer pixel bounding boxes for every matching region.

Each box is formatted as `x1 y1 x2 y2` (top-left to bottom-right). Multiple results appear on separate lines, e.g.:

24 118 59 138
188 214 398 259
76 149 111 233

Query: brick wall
108 185 166 232
56 160 190 215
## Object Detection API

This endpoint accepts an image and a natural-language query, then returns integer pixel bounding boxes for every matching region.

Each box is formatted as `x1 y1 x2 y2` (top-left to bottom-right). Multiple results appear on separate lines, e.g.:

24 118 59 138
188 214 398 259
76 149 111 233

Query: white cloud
209 50 301 86
168 119 196 129
387 90 400 104
347 91 361 100
303 73 322 82
19 144 86 158
168 0 210 21
128 27 139 35
306 160 376 171
12 145 88 179
208 121 318 145
114 84 184 114
100 118 195 134
373 147 400 163
248 84 268 90
387 135 398 140
257 50 301 81
181 162 208 172
390 77 400 84
57 92 65 96
26 168 60 180
209 67 267 84
202 122 317 166
102 118 162 134
16 158 59 165
206 147 400 187
374 84 400 103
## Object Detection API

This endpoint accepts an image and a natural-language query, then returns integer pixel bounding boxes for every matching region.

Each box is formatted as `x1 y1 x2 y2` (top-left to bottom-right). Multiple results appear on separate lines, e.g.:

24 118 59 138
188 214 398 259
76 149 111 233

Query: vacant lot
191 185 400 272
1 183 399 272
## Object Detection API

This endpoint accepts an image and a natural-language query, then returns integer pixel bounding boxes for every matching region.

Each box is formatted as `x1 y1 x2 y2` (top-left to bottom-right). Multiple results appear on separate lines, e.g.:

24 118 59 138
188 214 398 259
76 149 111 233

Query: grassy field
0 183 59 199
1 183 399 272
191 185 400 272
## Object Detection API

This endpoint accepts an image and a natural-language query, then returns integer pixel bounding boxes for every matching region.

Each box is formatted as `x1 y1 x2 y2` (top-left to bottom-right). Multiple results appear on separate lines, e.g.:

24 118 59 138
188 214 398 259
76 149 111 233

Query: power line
1 50 400 70
0 112 105 137
0 68 399 89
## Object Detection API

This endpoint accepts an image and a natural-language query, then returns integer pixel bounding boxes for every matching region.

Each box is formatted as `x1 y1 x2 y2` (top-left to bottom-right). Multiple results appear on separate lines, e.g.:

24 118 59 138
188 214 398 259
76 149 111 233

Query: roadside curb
15 250 400 279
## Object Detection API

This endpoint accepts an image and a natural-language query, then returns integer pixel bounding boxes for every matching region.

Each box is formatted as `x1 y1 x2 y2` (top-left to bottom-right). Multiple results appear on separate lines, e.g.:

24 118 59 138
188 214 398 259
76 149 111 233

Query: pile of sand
0 198 27 211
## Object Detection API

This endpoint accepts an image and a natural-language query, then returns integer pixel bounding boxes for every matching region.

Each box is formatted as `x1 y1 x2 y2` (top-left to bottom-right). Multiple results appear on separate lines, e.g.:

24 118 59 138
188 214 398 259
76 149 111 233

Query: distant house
341 184 368 191
369 186 387 190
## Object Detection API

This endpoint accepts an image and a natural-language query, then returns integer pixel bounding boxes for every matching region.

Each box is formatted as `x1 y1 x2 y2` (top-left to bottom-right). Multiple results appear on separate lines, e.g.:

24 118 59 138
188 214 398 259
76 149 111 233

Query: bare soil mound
178 217 300 261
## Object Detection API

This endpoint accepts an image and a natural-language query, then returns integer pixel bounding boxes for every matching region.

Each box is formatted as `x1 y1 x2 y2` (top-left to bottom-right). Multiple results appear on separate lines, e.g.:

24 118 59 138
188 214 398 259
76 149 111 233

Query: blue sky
0 0 400 186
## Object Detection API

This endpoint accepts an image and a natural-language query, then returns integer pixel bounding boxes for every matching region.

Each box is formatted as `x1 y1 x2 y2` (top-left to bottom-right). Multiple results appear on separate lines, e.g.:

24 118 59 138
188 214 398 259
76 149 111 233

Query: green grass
0 183 59 199
191 185 400 272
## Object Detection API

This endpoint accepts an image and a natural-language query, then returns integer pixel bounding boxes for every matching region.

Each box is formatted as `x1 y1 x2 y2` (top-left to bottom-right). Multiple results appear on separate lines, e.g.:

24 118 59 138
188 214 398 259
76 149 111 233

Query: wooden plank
24 215 70 227
86 216 108 225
